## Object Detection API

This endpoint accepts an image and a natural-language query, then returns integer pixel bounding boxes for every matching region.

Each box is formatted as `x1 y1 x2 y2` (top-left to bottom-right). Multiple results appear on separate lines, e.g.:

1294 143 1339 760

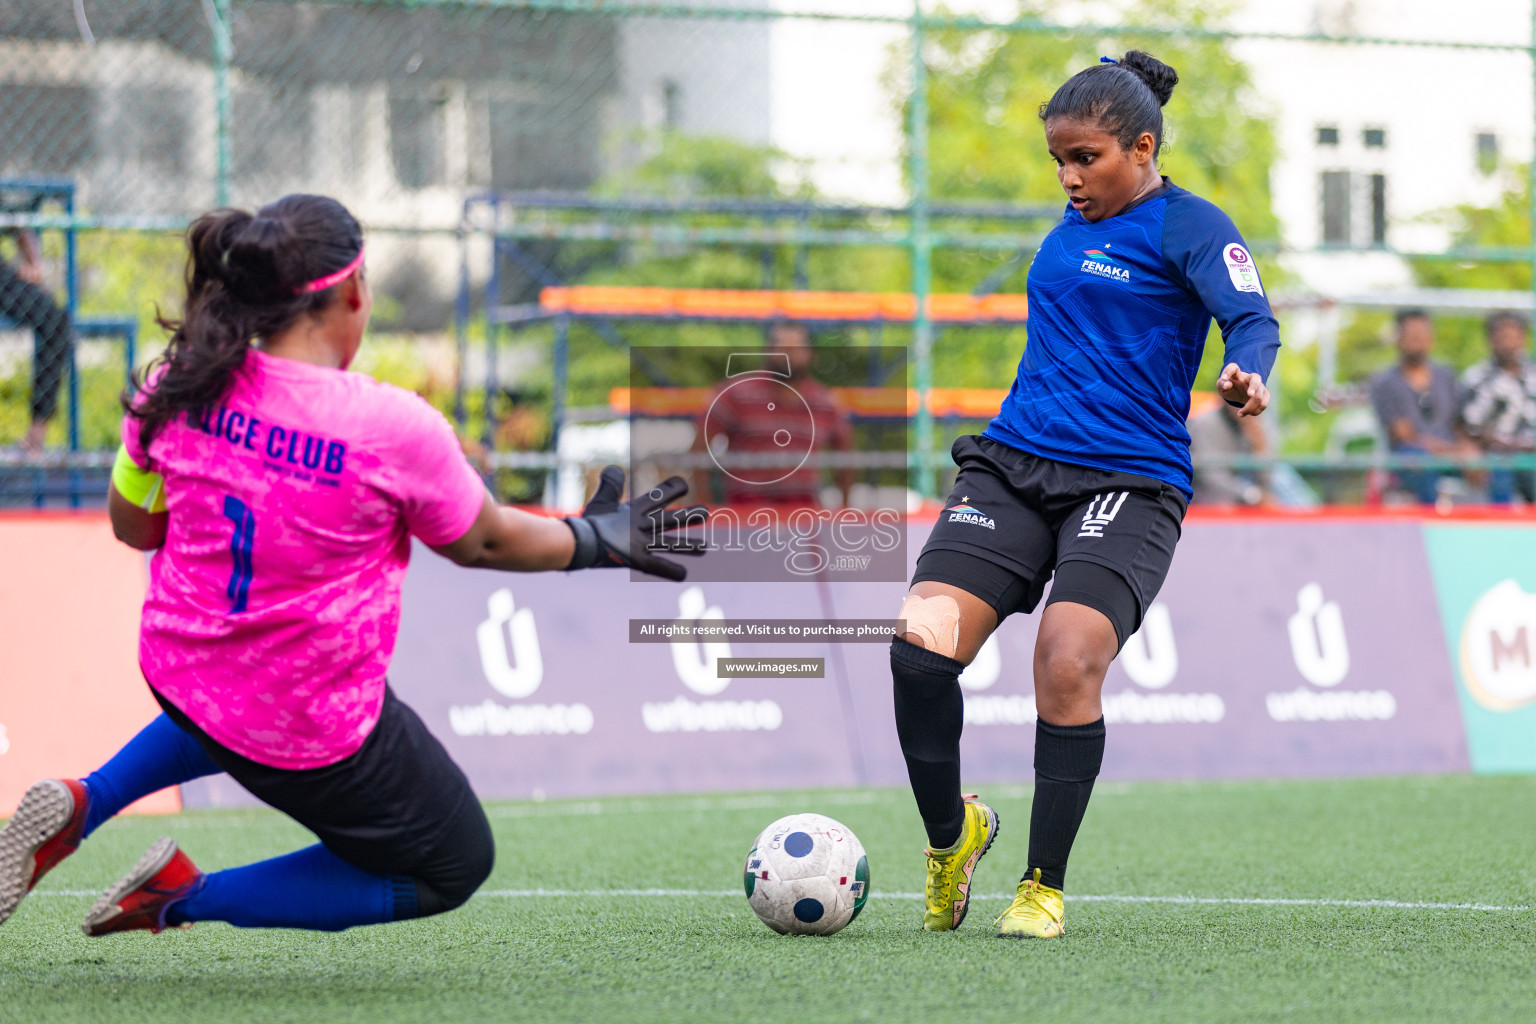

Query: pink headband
296 247 365 295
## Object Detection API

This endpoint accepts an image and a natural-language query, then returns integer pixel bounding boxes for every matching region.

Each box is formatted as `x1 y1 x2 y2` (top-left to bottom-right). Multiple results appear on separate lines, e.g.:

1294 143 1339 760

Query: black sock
1026 716 1105 891
891 637 966 849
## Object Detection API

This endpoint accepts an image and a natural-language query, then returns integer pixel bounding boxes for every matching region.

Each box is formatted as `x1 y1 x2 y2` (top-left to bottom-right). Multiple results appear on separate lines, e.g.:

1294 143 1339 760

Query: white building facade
1230 0 1534 294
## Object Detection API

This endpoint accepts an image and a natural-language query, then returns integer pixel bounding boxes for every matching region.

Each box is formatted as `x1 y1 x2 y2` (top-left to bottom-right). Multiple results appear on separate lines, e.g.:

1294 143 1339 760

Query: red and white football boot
81 837 203 937
0 778 89 926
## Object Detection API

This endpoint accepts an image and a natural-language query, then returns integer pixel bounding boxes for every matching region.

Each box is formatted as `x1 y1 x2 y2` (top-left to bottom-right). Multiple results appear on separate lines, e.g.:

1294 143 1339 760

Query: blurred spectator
1461 311 1536 503
1 191 73 453
693 321 853 507
1369 309 1478 503
1189 400 1271 506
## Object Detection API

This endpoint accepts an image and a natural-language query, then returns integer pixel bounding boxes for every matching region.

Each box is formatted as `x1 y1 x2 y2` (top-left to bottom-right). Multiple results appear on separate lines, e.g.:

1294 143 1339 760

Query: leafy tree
601 134 809 202
914 0 1278 242
1405 167 1533 372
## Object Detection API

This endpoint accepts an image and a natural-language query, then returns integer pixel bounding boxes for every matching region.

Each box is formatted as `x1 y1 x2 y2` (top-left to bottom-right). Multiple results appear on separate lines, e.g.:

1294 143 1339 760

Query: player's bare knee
897 593 964 662
1034 635 1110 694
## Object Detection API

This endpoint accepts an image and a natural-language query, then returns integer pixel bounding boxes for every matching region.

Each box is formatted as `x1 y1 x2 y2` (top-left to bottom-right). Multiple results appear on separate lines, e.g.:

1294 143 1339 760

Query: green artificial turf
3 775 1534 1023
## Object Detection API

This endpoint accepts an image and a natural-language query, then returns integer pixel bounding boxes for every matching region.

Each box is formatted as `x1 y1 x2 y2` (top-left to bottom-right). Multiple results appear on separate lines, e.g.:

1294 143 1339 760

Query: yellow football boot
922 796 999 932
994 867 1066 938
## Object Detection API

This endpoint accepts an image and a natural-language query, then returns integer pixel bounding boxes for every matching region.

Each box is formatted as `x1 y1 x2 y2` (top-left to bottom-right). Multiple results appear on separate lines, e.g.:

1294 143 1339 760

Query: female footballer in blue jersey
891 51 1278 938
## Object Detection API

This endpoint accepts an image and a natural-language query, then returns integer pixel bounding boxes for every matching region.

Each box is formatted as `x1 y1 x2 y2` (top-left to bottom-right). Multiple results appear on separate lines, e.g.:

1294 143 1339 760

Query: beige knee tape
898 594 962 660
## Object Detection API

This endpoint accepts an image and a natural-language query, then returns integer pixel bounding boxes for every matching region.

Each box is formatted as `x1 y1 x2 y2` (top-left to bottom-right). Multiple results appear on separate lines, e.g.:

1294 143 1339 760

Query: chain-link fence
2 0 1534 507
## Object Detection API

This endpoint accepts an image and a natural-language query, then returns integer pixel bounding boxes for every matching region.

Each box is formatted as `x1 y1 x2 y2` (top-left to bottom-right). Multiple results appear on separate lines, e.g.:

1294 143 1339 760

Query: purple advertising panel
849 521 1470 783
183 520 1471 808
387 554 871 800
1119 521 1469 778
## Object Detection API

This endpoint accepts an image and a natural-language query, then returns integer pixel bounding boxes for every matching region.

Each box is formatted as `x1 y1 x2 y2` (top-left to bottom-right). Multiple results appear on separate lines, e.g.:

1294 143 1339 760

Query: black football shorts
154 685 493 912
912 434 1187 645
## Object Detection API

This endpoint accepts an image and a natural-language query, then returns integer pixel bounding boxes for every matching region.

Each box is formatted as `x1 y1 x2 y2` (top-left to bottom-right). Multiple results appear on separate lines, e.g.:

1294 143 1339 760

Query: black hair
1039 51 1179 156
1485 309 1530 336
1394 308 1431 330
127 194 363 446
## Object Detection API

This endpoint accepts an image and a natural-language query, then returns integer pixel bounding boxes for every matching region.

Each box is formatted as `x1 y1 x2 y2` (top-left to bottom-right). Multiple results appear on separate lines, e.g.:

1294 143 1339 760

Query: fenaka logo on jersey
946 503 995 530
1223 244 1263 295
1080 249 1130 284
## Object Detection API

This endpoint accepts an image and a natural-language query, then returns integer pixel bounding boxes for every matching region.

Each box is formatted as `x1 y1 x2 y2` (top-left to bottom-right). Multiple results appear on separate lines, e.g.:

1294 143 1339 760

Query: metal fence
3 0 1536 506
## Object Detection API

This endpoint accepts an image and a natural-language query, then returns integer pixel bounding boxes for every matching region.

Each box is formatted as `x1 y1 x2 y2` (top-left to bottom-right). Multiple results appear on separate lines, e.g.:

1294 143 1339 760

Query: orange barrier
540 286 1030 323
0 513 178 816
612 387 1223 420
610 386 1011 418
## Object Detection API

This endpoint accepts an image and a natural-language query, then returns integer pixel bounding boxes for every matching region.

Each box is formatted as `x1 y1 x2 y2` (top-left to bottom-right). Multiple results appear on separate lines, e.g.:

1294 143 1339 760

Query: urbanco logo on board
448 588 595 737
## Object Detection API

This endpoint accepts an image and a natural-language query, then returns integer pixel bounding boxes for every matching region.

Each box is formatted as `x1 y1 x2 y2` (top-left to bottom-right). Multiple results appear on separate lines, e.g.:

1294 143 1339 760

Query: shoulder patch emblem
1223 244 1263 295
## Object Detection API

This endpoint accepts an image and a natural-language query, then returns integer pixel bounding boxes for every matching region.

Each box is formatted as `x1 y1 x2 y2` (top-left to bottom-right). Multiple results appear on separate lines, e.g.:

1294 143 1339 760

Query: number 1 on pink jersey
222 496 255 614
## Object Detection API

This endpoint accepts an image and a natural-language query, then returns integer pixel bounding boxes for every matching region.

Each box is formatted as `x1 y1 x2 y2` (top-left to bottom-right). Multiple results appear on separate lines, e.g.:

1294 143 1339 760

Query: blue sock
82 714 221 837
166 844 417 931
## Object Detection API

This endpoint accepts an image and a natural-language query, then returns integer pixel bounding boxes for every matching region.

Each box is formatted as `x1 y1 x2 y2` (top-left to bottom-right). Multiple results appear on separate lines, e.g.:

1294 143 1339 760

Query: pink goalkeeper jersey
124 350 487 769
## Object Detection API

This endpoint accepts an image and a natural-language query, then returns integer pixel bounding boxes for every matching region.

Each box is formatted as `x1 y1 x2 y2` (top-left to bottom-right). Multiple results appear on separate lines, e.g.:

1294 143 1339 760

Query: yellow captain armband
112 444 167 513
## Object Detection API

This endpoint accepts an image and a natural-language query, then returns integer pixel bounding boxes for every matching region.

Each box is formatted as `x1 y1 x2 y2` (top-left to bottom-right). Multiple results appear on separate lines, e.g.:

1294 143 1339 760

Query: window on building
1370 174 1387 246
1321 170 1351 245
660 79 682 132
234 83 311 184
93 87 190 181
1363 127 1387 149
390 92 447 190
0 85 95 175
490 98 602 192
1476 132 1499 175
1316 125 1339 146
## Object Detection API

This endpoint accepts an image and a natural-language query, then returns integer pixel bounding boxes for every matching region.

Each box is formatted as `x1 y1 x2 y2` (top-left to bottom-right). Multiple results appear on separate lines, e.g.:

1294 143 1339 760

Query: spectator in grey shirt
1190 400 1271 506
1369 309 1478 503
1461 310 1536 502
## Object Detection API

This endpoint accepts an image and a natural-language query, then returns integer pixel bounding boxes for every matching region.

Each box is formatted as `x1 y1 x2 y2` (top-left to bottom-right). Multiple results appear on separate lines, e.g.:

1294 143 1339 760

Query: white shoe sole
81 836 178 937
0 779 76 926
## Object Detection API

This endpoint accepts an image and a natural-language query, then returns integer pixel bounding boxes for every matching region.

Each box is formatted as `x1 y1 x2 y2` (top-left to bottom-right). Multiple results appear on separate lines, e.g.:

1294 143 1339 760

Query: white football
743 812 869 935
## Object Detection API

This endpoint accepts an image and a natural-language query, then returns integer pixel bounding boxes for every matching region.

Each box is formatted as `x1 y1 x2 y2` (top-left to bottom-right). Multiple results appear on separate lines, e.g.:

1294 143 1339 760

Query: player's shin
891 637 966 849
164 844 419 931
1025 717 1106 891
81 713 221 836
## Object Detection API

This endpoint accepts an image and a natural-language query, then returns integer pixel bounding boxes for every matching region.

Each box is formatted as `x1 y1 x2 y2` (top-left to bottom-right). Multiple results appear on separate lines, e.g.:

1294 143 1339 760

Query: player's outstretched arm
432 466 704 580
432 493 579 572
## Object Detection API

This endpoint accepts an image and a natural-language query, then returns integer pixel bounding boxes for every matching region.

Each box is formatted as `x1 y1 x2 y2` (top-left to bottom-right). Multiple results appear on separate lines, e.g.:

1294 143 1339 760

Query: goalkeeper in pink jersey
0 194 699 936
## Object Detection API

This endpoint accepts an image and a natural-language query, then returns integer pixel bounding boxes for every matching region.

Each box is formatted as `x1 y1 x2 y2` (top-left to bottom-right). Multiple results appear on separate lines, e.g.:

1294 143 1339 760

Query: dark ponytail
127 193 363 446
1039 50 1180 156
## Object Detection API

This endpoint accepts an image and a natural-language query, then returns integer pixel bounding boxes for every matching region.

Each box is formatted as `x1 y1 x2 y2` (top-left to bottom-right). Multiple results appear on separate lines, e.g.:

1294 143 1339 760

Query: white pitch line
470 889 1532 912
1067 894 1534 912
29 889 1532 913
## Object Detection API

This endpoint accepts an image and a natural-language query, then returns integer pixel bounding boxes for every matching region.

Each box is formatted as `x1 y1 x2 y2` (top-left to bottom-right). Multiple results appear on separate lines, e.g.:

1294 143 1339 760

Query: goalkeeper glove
565 466 705 581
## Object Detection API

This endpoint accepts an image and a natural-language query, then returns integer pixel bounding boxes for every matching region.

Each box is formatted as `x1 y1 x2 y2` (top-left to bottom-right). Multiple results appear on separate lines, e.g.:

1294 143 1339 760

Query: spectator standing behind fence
1 191 74 453
1460 310 1536 503
1189 399 1271 506
1369 309 1477 504
691 321 854 507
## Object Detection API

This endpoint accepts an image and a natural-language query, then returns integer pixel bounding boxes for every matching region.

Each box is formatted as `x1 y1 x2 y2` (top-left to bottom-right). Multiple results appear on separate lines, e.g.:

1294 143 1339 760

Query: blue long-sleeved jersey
982 180 1280 498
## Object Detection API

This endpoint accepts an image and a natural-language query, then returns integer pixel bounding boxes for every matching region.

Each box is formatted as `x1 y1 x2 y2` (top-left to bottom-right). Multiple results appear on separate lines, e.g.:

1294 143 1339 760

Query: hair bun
1119 50 1178 107
223 216 297 302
